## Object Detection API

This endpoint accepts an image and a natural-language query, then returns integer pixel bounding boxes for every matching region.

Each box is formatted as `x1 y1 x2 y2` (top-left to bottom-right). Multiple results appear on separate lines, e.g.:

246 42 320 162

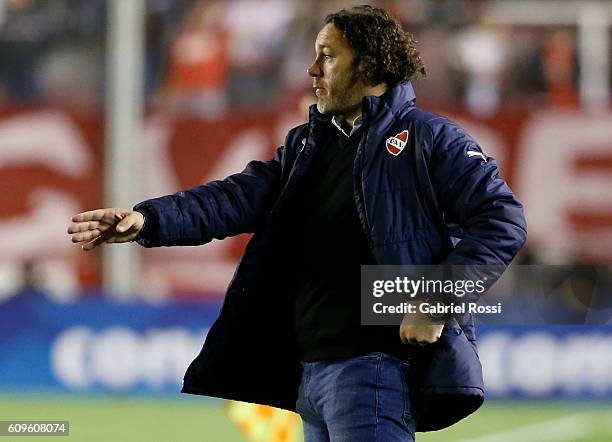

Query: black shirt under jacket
276 123 412 362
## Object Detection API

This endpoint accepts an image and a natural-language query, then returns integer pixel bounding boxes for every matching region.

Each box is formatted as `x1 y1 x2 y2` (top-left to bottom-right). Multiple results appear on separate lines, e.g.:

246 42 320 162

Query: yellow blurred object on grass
226 401 302 442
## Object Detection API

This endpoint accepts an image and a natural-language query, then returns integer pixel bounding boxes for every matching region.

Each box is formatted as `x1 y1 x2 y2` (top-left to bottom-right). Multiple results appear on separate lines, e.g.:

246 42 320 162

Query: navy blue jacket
135 82 527 431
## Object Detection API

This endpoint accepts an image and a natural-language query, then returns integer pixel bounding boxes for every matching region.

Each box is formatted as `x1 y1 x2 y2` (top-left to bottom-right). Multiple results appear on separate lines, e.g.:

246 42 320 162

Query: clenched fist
67 208 145 251
399 305 444 346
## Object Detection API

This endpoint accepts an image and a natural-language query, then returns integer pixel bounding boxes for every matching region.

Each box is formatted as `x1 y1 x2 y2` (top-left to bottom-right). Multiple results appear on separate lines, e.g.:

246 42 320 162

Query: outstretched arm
67 146 285 250
133 146 283 247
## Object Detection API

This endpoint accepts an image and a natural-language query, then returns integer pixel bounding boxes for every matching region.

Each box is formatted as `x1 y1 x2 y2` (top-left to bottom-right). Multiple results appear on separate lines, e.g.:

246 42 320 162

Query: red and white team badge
386 130 409 156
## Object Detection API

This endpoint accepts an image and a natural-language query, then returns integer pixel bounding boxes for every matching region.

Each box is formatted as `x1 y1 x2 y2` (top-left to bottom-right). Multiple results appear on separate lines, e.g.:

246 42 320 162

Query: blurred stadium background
1 0 612 441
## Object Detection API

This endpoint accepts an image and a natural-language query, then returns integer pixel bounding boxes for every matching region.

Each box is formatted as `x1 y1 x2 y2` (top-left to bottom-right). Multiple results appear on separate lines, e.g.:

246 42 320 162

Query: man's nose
307 61 322 77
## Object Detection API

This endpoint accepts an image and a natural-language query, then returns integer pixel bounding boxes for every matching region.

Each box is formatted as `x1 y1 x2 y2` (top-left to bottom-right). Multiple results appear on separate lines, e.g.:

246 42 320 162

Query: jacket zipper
353 130 377 263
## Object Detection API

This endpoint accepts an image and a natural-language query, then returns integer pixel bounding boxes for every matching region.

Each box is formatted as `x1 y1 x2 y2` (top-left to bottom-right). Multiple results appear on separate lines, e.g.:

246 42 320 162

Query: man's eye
323 55 332 60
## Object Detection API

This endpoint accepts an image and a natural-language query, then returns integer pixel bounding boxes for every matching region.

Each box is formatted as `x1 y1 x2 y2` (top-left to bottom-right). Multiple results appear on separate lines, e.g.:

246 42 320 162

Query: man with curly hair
68 5 526 441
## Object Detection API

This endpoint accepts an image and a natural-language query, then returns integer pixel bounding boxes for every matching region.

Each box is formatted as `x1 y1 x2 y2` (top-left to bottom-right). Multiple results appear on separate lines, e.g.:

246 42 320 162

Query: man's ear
354 56 364 74
353 56 377 87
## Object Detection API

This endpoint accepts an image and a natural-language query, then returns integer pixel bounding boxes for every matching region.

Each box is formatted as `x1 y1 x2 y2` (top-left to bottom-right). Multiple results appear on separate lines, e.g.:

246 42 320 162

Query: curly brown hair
324 5 426 87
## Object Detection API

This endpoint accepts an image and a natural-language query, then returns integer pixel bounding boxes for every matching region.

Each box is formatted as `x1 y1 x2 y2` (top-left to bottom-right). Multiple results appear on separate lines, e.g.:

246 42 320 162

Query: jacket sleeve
133 147 284 247
427 122 527 267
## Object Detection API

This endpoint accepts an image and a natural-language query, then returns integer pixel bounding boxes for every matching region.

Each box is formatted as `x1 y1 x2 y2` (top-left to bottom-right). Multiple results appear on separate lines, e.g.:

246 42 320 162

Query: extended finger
81 226 116 251
70 229 102 243
67 221 102 234
81 215 130 250
71 209 107 223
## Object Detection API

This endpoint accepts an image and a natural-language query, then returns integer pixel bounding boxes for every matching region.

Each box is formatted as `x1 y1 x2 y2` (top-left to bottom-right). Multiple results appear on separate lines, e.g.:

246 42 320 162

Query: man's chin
317 103 337 116
317 99 360 118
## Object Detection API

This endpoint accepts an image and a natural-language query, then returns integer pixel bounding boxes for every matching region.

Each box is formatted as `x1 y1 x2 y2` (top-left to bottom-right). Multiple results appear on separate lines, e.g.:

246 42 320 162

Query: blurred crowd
2 0 610 301
0 0 587 117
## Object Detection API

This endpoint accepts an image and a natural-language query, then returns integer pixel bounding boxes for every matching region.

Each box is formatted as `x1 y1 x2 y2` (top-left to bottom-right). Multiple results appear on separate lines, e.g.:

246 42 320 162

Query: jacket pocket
415 324 485 432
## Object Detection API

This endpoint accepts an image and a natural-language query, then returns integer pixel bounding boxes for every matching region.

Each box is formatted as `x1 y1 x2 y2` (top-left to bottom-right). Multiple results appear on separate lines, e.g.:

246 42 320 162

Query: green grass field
1 395 612 442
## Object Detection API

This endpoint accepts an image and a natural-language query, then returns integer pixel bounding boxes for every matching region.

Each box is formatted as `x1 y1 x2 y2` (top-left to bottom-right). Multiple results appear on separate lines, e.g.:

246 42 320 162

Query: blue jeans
296 352 417 441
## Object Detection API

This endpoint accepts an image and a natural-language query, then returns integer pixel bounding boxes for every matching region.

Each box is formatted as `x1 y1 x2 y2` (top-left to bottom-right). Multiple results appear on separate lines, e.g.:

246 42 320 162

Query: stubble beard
317 72 364 118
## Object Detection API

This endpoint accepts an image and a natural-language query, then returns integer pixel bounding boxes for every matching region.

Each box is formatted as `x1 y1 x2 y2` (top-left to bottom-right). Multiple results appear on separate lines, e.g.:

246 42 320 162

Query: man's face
308 23 366 117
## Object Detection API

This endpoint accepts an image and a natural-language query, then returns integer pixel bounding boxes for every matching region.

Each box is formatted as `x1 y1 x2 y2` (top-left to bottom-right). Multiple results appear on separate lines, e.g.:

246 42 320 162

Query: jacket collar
308 81 416 128
362 81 416 121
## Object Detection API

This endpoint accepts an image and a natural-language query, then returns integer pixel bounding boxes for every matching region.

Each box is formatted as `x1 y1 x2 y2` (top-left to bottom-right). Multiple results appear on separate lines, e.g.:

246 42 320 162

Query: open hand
67 208 144 251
